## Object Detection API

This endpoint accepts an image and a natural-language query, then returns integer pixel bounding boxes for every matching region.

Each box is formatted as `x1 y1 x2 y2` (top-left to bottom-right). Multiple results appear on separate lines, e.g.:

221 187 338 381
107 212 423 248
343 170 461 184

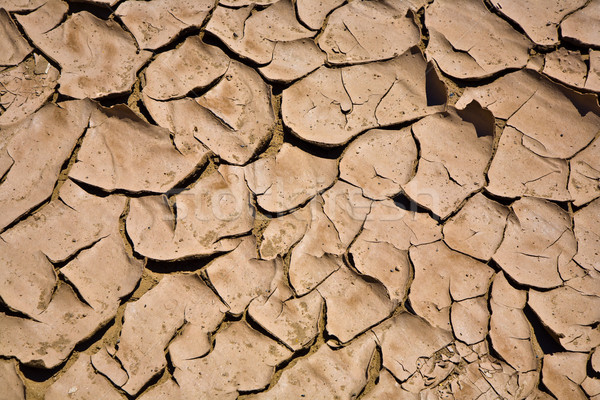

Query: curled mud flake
0 55 59 126
489 273 538 373
425 0 532 79
116 0 215 50
246 334 376 400
318 0 420 65
126 165 254 261
361 369 418 400
408 241 494 330
45 355 124 400
296 0 345 31
574 199 600 272
317 265 395 343
248 283 323 351
94 274 226 396
561 0 600 47
282 50 445 147
451 297 489 345
0 359 25 400
245 143 338 214
493 197 576 288
14 0 67 40
206 236 282 316
206 0 315 65
145 321 292 400
0 100 92 231
143 36 230 101
443 193 509 261
491 0 587 46
373 312 453 382
543 47 588 89
0 9 32 67
529 286 600 352
258 39 326 84
259 204 312 260
69 104 201 193
586 50 600 93
339 127 417 201
144 60 275 165
486 126 571 201
21 11 151 99
542 352 589 400
404 110 493 219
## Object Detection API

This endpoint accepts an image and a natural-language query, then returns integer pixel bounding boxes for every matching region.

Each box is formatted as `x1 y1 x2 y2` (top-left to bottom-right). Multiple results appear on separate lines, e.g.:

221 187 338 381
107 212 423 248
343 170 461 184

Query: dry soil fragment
574 199 600 272
362 369 417 400
569 136 600 207
451 297 489 345
1 0 47 11
0 100 91 231
245 143 338 213
542 352 589 400
543 47 588 88
0 55 59 126
409 241 494 330
142 321 292 400
259 204 312 260
0 9 32 66
21 11 151 99
318 265 395 343
486 126 571 201
126 165 254 260
14 0 67 40
116 0 215 50
529 286 600 352
318 0 420 65
490 0 587 46
46 355 124 400
426 0 531 79
489 273 538 373
493 197 576 288
443 193 509 260
258 39 326 83
340 127 417 200
296 0 344 30
247 335 376 400
206 237 282 316
374 312 453 382
0 359 25 400
69 104 200 193
561 0 600 47
95 274 226 395
206 0 315 65
404 110 493 219
144 59 275 165
282 50 445 146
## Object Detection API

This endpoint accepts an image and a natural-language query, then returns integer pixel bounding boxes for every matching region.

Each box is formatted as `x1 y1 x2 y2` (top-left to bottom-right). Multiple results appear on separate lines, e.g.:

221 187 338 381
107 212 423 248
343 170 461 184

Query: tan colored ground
1 0 600 399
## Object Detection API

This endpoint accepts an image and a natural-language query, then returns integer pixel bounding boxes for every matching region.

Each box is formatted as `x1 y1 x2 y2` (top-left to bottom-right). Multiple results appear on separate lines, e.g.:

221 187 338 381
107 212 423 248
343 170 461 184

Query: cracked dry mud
0 1 599 399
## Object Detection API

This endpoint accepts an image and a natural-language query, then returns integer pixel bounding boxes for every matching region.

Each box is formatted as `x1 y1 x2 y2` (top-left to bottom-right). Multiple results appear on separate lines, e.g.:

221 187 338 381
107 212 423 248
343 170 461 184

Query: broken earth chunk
69 104 201 193
94 274 226 395
282 50 445 146
0 100 92 231
259 204 312 260
205 0 315 65
361 369 417 400
295 0 345 31
486 126 571 201
451 297 489 345
14 0 67 40
45 355 124 400
258 39 326 83
543 48 588 89
126 165 254 260
247 335 376 400
0 9 32 66
574 199 600 272
339 127 417 200
403 110 493 219
542 352 589 400
443 193 509 260
245 143 338 213
426 0 531 79
493 197 576 288
144 60 275 165
569 136 600 206
561 0 600 47
0 55 59 126
0 359 25 400
373 312 453 382
318 0 420 65
409 241 494 330
116 0 215 50
20 11 151 99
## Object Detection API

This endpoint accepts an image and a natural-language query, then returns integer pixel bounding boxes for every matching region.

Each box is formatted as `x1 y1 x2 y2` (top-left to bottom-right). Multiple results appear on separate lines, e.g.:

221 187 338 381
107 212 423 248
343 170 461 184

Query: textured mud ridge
1 0 600 399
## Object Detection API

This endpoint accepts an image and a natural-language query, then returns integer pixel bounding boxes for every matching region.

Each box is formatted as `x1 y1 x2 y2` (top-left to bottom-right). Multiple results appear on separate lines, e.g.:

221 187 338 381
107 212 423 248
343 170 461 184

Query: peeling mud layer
1 0 600 399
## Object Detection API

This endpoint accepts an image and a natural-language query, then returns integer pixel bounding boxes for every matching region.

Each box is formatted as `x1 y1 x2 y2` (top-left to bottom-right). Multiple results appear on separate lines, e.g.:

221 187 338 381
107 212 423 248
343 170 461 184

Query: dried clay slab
0 9 32 66
426 0 531 79
561 0 600 47
543 48 600 92
258 39 326 83
0 359 25 400
574 199 600 272
542 352 589 400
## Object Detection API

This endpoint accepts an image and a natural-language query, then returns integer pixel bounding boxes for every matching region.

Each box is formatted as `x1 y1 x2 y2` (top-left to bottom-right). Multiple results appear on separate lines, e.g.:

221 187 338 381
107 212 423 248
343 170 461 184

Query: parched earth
1 0 600 399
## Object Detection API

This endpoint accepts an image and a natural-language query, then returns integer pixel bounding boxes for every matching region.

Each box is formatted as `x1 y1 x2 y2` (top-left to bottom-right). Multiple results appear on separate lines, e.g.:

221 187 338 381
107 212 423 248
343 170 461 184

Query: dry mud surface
1 0 600 399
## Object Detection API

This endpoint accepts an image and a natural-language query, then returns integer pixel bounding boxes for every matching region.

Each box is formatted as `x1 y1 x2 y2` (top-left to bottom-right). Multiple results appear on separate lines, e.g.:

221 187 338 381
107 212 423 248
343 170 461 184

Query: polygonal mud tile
561 0 600 48
0 358 25 400
574 199 600 272
542 352 589 400
0 9 32 66
569 136 600 207
295 0 345 30
258 39 325 83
